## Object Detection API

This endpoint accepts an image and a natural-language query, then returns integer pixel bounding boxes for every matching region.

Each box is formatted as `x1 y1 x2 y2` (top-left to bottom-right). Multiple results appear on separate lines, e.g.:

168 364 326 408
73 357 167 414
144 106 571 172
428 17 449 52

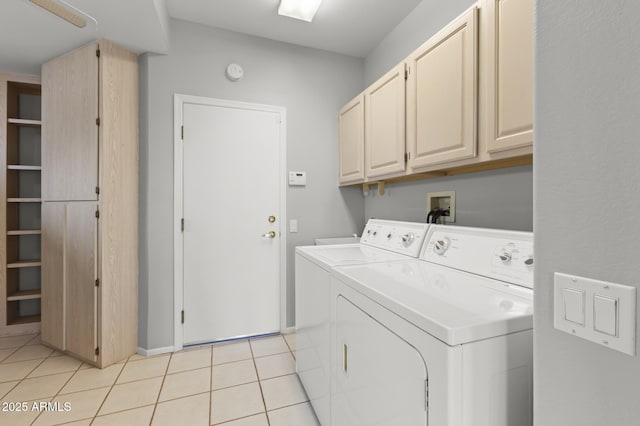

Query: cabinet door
41 202 66 349
485 0 533 153
333 296 428 426
338 95 365 184
65 202 98 362
407 7 478 168
365 63 406 178
42 43 99 201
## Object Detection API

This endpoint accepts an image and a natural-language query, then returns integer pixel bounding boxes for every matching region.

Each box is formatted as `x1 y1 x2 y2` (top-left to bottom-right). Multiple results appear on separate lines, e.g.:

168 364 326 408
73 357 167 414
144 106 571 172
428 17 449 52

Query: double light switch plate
554 273 636 356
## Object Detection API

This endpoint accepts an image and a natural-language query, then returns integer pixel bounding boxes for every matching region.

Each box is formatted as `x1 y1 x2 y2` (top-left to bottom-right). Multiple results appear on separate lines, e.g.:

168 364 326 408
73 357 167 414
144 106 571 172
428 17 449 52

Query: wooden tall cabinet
1 73 43 336
41 40 138 368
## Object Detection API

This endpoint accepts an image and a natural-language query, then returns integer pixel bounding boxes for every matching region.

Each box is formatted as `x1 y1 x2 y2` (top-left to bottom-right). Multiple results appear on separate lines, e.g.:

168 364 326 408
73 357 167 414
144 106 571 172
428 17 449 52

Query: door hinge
181 218 184 232
404 152 410 163
181 310 185 324
96 49 100 58
424 379 429 411
95 186 100 195
95 346 100 356
405 69 408 80
95 278 100 287
96 117 100 126
181 125 184 140
95 208 100 219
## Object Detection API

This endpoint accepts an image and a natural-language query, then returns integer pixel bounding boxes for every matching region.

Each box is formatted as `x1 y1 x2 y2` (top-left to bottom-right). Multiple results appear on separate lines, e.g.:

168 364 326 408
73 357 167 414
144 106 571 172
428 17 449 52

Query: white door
181 99 283 345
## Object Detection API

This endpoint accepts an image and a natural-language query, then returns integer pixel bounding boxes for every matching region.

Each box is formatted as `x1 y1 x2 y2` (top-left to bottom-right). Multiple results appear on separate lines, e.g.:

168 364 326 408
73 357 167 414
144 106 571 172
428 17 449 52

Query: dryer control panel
421 225 534 289
360 219 429 258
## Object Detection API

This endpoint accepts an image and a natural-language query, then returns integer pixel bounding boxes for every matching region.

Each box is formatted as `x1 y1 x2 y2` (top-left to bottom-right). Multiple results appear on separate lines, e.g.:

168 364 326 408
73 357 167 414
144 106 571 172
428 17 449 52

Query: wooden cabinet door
365 63 406 178
485 0 533 153
339 95 365 184
65 202 98 362
407 7 478 168
41 202 66 349
42 43 99 201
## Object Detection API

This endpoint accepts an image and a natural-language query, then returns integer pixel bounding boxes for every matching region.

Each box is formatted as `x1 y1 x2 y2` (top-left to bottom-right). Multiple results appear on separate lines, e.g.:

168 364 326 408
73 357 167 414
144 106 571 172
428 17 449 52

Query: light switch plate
554 273 636 356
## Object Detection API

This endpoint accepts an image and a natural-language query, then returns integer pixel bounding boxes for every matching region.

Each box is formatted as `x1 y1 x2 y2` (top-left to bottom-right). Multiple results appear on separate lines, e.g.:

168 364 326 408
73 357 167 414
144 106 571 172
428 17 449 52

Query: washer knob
524 256 534 266
387 233 392 239
434 238 449 255
401 233 415 247
499 250 512 263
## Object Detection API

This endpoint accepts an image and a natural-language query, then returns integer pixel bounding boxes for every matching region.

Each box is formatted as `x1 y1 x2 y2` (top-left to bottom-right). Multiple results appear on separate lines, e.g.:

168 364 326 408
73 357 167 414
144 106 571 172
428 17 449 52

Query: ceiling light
30 0 87 28
278 0 322 23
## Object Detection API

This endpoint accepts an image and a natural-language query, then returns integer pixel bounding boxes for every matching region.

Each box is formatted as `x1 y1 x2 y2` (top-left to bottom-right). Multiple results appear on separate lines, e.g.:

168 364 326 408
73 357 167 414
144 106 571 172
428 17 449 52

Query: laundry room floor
0 333 318 425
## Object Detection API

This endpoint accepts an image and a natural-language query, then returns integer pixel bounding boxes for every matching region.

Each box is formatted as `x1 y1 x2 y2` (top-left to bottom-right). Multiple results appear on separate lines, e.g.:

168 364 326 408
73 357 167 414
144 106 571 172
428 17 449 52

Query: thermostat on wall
289 171 306 186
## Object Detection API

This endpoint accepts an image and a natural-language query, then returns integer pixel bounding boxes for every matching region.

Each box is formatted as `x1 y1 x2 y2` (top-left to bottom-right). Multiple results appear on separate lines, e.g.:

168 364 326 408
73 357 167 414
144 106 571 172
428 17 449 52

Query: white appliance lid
332 259 533 346
296 244 410 269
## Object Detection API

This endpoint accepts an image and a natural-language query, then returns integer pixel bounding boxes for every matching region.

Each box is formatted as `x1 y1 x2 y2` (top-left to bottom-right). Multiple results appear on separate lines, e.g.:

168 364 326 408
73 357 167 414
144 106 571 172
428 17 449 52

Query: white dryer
331 225 534 426
295 219 429 426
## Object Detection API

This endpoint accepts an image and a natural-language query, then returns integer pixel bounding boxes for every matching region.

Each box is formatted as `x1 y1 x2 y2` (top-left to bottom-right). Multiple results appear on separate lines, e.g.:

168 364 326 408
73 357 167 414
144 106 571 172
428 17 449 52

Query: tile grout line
248 337 271 426
29 354 87 425
210 345 214 426
148 350 174 424
91 351 134 424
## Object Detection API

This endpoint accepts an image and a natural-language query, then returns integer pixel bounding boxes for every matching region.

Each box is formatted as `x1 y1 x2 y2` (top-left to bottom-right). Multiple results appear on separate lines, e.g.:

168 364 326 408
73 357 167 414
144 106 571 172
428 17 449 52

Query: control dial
499 250 512 263
433 237 450 255
524 255 534 266
401 233 415 247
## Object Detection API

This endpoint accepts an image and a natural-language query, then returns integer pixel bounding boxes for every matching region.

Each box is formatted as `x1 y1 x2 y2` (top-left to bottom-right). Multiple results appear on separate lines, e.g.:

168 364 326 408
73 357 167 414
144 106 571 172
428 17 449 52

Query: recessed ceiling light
30 0 87 28
278 0 323 23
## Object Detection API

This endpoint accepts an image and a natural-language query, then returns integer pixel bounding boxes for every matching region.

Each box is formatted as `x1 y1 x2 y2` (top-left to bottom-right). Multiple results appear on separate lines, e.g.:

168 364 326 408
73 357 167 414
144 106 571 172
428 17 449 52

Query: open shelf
7 165 42 171
7 118 42 127
7 290 41 301
7 259 42 268
7 198 42 203
7 314 41 326
7 229 42 236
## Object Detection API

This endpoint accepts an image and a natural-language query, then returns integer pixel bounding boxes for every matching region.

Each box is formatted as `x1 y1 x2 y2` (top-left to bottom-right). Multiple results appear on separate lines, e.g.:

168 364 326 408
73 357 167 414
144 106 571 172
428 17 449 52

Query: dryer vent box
427 191 456 223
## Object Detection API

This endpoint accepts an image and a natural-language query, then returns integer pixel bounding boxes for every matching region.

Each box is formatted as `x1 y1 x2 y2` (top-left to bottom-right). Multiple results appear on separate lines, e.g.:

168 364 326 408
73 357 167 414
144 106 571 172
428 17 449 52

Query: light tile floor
0 333 319 426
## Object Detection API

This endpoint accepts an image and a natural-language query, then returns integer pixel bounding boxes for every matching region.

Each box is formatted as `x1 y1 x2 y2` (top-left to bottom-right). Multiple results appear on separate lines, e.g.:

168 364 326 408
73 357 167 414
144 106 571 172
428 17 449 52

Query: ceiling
166 0 422 58
0 0 421 75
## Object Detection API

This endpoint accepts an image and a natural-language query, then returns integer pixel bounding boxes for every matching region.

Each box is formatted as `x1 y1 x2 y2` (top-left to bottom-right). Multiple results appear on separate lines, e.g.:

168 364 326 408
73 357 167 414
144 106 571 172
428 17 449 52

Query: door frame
173 94 287 351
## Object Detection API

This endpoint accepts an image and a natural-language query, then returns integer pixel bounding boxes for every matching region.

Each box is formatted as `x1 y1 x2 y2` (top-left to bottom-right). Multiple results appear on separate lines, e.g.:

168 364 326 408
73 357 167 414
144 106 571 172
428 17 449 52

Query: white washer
331 225 534 426
295 219 429 426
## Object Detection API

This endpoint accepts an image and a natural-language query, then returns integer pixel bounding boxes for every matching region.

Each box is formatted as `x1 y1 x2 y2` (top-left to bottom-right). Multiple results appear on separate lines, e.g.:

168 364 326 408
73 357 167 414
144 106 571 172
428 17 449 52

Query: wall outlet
426 191 456 223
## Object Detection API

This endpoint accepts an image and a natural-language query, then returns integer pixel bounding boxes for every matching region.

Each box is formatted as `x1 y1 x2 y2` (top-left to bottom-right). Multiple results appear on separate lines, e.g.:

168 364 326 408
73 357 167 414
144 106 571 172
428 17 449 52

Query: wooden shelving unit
1 72 42 336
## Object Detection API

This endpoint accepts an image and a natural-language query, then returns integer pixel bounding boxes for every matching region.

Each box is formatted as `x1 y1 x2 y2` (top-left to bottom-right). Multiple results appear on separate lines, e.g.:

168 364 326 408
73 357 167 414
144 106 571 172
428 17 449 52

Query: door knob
268 215 276 223
262 231 276 239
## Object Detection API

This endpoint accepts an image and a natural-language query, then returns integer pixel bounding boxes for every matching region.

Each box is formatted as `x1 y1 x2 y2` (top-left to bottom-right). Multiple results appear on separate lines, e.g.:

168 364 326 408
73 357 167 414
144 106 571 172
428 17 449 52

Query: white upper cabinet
338 94 365 184
364 63 406 179
407 7 478 169
485 0 534 153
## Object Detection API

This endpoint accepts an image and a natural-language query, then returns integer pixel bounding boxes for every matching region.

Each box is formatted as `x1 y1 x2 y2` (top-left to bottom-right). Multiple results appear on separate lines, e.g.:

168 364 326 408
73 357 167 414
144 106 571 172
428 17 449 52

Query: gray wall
365 165 533 231
534 1 640 425
139 19 365 350
362 0 533 231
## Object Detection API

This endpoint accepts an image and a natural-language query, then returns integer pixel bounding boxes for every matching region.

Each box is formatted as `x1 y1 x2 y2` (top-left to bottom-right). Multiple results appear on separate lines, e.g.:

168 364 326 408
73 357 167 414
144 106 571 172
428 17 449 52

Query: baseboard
283 326 296 334
136 346 174 357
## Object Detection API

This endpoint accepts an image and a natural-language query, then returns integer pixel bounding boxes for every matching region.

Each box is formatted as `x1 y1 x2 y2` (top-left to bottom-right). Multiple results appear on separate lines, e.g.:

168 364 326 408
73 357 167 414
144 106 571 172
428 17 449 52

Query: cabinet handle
343 344 348 373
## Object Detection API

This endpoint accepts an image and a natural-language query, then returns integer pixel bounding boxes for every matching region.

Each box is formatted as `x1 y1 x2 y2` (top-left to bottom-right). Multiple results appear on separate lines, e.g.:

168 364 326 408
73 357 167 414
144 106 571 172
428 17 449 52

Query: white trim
173 94 288 352
137 346 174 357
282 326 296 334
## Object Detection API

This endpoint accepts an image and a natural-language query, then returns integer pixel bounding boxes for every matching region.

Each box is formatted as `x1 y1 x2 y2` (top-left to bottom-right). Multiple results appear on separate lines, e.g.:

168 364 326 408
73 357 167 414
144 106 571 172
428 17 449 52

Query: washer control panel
360 219 429 258
421 225 534 288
